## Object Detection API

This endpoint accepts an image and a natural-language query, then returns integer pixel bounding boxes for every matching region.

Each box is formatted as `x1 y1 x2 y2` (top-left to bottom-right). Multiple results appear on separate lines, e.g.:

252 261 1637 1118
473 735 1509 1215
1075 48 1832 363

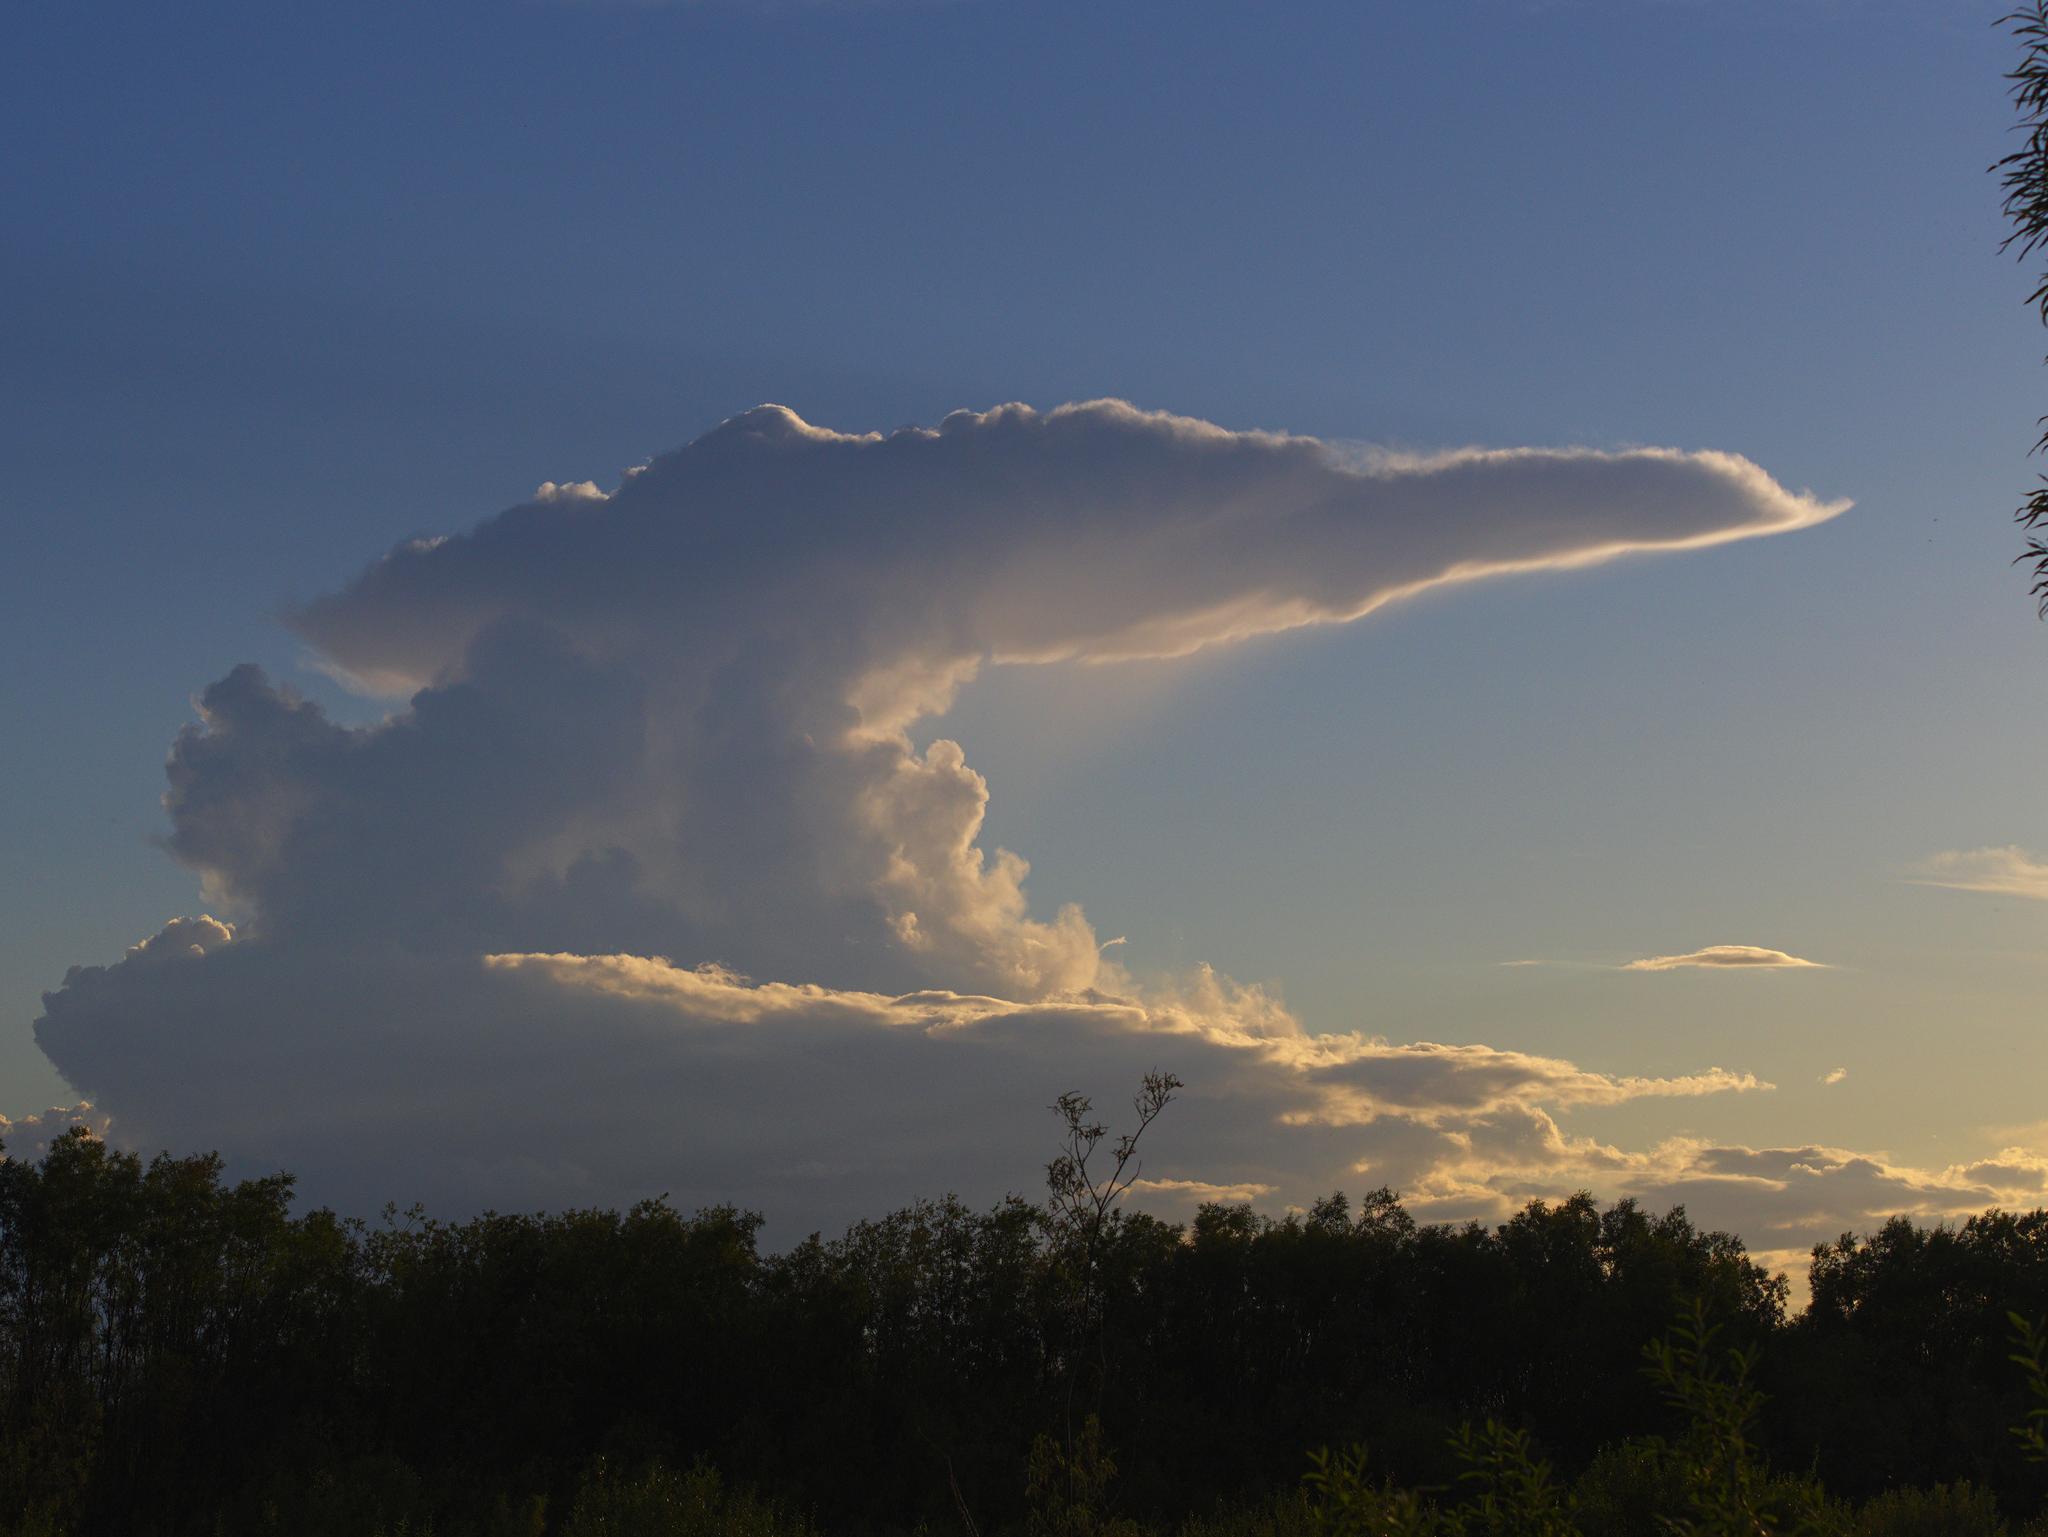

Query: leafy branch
2007 1309 2048 1462
1996 3 2048 612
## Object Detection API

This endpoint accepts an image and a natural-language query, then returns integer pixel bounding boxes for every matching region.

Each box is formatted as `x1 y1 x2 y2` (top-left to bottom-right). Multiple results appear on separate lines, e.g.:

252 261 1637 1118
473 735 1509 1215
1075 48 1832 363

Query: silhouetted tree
7 1121 2048 1534
1997 3 2048 612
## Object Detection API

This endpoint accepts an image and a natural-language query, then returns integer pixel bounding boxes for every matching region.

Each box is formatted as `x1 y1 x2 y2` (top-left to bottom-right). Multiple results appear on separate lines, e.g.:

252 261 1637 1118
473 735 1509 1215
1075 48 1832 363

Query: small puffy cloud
532 479 605 503
1911 846 2048 901
1623 944 1826 972
1821 1067 1848 1086
0 1104 109 1162
120 914 234 963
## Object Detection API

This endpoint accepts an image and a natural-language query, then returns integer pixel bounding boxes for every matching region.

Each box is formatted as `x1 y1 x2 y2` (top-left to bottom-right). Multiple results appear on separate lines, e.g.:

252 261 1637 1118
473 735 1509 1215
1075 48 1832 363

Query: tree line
8 1099 2048 1536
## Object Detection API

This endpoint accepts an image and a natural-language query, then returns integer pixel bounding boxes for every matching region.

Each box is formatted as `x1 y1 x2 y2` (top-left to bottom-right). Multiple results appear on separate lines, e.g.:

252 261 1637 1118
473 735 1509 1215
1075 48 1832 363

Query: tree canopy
6 1124 2048 1534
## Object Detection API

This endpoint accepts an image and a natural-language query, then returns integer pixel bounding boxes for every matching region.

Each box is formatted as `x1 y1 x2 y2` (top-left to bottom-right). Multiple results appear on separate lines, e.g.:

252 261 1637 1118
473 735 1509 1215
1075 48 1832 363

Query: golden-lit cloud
40 926 2035 1282
1622 944 1826 972
1911 846 2048 901
1292 1037 1765 1126
0 1104 107 1160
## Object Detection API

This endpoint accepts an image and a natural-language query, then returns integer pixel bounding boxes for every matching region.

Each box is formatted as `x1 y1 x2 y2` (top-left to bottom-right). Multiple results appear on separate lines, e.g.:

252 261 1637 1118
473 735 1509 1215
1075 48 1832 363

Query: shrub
1855 1482 2009 1537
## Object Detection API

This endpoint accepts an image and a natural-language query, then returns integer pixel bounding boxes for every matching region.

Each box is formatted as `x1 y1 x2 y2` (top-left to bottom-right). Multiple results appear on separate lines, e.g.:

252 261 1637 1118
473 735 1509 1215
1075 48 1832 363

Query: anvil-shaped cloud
33 401 1868 1243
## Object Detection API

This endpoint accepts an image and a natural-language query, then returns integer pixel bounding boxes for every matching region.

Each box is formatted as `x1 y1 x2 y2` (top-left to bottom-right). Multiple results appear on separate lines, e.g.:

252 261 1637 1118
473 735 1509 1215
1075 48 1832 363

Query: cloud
120 400 1845 1007
292 401 1843 696
273 400 1838 999
31 400 1866 1250
1127 1178 1277 1203
1943 1146 2048 1191
35 936 1759 1237
36 922 2019 1276
1821 1067 1847 1086
1294 1038 1765 1125
0 1105 109 1162
1628 1142 2048 1243
1622 944 1826 972
1357 1117 2048 1267
1911 846 2048 901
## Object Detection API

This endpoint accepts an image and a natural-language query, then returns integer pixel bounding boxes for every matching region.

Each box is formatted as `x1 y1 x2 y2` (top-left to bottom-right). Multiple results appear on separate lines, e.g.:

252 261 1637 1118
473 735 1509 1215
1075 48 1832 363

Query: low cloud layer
1623 945 1826 972
28 400 1904 1263
1912 846 2048 901
35 940 1764 1236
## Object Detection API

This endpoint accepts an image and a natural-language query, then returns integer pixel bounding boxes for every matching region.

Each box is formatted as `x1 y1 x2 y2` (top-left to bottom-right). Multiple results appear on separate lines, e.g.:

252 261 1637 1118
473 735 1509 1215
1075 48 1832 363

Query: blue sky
7 0 2047 1266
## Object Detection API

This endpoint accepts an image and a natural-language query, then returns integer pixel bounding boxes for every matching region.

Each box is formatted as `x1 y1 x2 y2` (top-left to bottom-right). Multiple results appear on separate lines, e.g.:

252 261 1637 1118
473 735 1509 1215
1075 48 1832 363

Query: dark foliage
1998 3 2048 611
1771 1212 2048 1509
9 1125 2048 1534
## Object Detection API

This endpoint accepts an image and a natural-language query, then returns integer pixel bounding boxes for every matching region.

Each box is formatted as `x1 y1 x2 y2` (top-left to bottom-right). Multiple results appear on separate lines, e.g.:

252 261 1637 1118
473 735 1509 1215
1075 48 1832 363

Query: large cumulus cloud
33 400 1876 1250
184 400 1846 997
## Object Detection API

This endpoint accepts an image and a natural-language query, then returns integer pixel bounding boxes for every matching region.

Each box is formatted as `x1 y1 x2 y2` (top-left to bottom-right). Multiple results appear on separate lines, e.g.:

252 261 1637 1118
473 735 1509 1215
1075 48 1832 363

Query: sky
5 0 2047 1279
